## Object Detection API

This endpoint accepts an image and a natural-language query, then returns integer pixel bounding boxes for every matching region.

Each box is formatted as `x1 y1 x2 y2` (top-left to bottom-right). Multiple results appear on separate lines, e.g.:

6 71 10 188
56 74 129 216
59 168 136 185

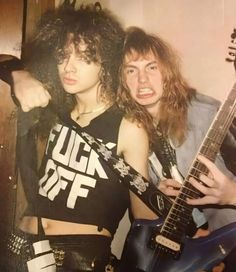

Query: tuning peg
229 52 236 57
226 29 236 65
226 47 236 62
227 46 236 59
231 29 236 39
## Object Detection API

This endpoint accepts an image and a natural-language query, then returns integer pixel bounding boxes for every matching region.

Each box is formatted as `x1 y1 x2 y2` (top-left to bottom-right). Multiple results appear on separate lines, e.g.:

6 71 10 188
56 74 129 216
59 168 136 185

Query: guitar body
120 219 236 272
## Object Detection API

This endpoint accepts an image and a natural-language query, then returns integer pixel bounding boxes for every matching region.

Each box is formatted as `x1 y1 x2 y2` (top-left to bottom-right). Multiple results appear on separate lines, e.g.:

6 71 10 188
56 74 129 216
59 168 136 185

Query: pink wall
108 0 236 102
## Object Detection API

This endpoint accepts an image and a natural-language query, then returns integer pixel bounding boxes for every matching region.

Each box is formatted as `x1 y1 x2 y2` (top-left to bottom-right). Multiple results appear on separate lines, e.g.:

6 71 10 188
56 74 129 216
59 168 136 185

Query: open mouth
137 88 154 98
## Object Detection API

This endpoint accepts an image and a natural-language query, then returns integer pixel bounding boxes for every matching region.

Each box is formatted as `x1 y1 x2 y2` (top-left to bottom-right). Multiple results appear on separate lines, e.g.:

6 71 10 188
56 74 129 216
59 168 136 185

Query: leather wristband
0 55 24 105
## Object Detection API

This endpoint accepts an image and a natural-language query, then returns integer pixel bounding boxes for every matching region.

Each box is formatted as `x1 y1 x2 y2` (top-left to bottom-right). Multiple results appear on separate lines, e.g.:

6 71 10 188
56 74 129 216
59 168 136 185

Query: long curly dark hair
24 5 125 137
117 27 196 145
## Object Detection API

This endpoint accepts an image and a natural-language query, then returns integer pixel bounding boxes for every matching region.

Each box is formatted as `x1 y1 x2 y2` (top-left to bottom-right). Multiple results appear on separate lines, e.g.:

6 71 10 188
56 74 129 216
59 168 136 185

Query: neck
74 86 105 113
146 103 159 121
72 83 112 121
76 100 107 113
73 97 111 121
74 80 102 108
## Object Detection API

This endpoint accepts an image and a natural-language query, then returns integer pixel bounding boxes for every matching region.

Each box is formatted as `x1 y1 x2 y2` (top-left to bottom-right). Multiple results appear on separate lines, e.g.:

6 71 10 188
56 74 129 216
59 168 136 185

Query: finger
24 97 42 110
44 89 52 100
197 155 221 178
21 100 42 112
23 90 50 109
189 177 209 194
187 196 217 205
163 187 180 197
21 104 31 112
198 155 215 167
187 197 206 205
164 179 182 188
212 262 225 272
193 228 210 238
158 185 178 197
39 90 51 108
199 174 215 188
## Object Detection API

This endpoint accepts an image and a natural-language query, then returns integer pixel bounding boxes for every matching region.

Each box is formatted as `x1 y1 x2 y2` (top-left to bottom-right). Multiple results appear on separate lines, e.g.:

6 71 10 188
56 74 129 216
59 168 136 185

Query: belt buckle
53 248 65 267
105 264 114 272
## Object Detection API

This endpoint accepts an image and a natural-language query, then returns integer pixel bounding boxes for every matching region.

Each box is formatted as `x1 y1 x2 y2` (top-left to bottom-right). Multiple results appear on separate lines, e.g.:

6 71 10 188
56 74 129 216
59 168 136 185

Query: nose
64 55 76 73
138 69 148 84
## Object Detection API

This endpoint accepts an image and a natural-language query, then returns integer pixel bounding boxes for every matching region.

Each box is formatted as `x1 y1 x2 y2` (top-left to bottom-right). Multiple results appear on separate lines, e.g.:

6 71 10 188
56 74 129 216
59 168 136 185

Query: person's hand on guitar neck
187 155 236 206
156 176 226 272
157 178 181 198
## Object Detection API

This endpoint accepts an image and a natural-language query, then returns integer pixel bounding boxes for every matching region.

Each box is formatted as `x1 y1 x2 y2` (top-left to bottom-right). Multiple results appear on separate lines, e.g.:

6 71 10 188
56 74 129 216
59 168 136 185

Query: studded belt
7 231 116 271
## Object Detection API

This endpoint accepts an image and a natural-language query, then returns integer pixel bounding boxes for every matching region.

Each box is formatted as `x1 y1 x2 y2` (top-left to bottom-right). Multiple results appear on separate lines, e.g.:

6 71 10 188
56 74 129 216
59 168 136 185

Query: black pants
3 230 115 272
224 247 236 272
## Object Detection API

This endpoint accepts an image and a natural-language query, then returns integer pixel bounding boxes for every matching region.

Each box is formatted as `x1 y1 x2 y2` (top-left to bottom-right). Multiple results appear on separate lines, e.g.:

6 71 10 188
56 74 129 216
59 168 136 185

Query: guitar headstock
226 28 236 70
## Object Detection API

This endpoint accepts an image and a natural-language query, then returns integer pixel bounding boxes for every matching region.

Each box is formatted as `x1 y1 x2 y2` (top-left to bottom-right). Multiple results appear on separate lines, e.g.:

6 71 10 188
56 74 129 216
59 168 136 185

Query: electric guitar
120 36 236 272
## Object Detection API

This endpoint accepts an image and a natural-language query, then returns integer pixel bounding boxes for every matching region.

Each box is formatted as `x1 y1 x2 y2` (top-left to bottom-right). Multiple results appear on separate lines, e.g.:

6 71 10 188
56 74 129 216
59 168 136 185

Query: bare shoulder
119 117 148 138
120 118 148 141
117 117 149 158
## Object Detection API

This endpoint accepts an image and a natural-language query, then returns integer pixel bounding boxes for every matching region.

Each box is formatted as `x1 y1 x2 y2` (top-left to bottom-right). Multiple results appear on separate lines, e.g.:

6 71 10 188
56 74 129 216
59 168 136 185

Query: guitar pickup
155 235 181 252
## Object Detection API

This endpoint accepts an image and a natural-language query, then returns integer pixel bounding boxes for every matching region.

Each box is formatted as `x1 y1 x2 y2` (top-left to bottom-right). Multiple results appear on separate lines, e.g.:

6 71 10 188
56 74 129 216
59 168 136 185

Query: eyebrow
146 61 158 66
124 60 158 68
124 64 137 69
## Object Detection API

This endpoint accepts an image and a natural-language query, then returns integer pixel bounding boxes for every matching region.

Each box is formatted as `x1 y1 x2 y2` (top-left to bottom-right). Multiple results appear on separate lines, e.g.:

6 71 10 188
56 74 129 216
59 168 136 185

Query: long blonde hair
117 27 196 146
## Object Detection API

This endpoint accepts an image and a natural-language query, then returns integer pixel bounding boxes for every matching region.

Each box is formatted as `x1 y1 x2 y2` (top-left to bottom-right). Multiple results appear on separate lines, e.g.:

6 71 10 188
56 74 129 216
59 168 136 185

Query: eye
75 56 88 63
147 64 158 71
125 67 137 76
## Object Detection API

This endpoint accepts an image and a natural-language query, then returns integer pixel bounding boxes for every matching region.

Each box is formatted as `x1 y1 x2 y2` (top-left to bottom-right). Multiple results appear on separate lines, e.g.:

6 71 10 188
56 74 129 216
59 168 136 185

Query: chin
64 88 79 94
137 99 156 106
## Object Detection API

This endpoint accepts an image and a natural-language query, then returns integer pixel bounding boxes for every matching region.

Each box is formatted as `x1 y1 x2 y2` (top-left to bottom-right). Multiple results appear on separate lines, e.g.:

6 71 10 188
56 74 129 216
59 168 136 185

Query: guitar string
185 93 236 199
184 95 236 196
161 97 236 238
181 101 236 202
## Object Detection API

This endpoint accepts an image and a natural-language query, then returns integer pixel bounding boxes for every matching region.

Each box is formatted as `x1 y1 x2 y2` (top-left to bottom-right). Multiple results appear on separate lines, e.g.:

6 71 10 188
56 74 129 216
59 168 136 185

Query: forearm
0 55 51 111
0 54 24 104
0 55 23 83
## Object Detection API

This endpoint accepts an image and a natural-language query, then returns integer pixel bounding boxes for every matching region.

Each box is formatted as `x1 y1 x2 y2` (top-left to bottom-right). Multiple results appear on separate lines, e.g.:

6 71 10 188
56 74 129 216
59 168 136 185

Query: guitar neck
161 84 236 242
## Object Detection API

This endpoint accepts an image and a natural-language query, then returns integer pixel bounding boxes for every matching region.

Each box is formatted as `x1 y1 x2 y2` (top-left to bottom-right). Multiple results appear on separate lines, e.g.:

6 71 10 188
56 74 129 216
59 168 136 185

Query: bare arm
118 118 157 220
187 155 236 206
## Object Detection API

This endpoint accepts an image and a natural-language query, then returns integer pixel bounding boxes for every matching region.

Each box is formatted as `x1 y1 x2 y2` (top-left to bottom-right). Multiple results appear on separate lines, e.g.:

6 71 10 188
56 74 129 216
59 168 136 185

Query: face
57 42 101 95
123 51 164 109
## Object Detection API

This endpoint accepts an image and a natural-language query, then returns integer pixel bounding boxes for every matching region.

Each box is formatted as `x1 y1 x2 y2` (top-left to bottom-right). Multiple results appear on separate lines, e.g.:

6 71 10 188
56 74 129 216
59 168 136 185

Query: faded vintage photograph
0 1 235 271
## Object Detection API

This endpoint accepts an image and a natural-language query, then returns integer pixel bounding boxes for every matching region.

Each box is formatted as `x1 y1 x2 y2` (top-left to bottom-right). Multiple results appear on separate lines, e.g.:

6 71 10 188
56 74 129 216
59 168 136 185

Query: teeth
139 88 152 94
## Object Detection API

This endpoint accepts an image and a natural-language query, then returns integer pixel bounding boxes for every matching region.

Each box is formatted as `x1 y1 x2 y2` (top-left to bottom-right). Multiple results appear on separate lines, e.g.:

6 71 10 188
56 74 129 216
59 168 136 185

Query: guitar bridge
155 234 181 252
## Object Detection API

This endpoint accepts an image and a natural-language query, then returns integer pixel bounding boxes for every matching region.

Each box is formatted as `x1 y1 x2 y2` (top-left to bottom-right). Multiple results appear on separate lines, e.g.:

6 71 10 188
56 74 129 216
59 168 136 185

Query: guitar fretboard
161 84 236 243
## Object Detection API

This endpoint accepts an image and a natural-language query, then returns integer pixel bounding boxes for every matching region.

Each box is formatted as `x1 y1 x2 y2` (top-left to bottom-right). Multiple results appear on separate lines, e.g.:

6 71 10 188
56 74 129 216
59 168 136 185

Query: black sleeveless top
22 105 130 236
